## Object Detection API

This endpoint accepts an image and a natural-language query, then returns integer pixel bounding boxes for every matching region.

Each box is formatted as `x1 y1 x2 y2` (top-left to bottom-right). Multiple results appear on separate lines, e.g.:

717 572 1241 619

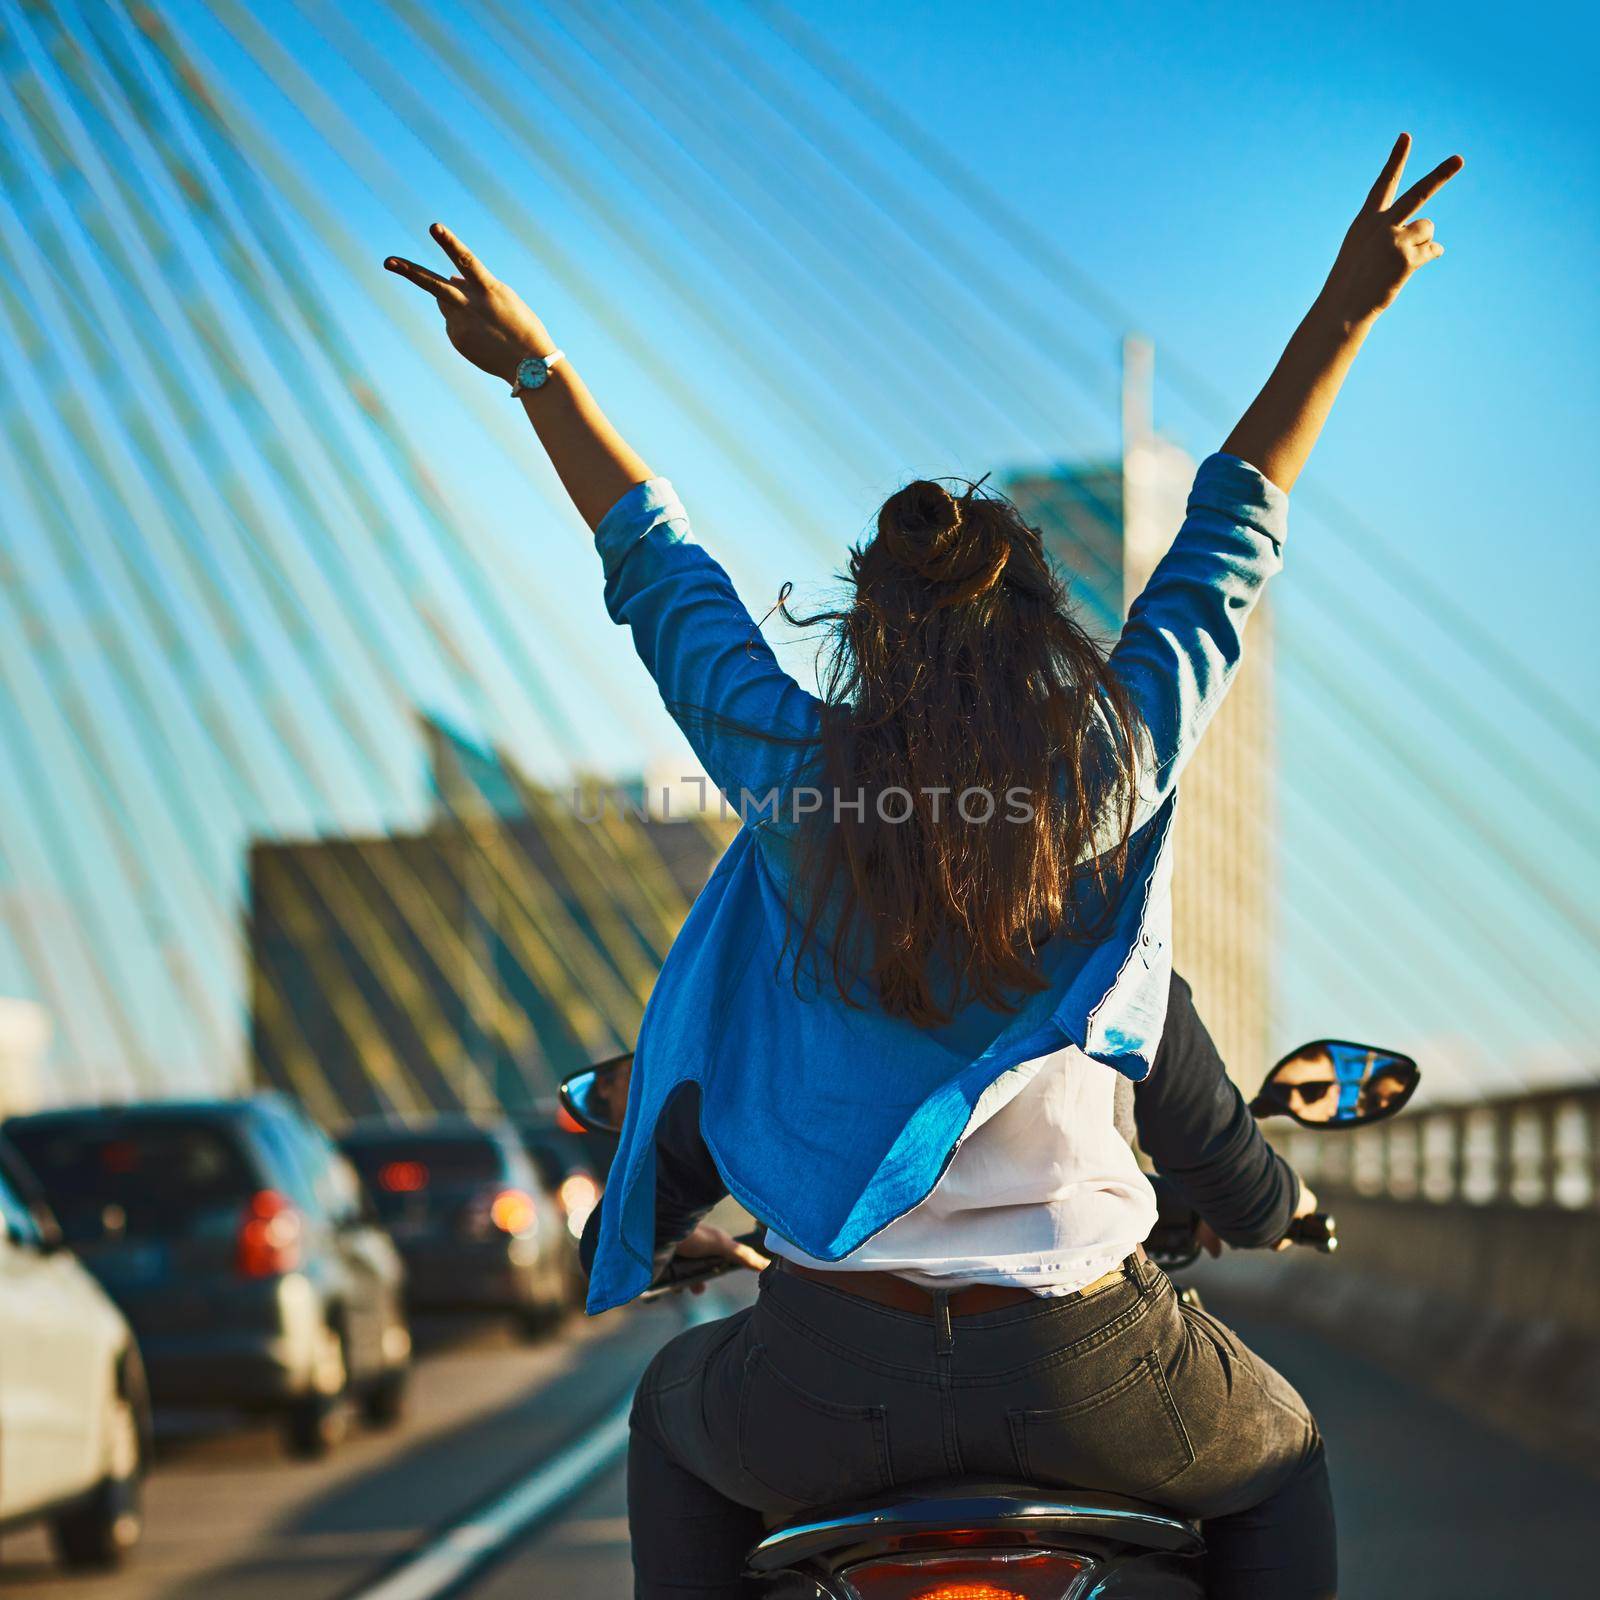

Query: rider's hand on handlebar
1274 1178 1321 1253
1195 1176 1320 1258
671 1224 771 1295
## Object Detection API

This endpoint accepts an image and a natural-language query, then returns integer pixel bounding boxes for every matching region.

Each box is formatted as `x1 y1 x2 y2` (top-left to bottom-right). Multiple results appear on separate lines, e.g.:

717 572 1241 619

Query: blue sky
0 0 1594 1098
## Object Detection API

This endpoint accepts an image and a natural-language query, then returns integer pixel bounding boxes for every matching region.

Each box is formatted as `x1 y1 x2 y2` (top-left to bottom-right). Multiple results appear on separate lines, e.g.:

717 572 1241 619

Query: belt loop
932 1289 954 1353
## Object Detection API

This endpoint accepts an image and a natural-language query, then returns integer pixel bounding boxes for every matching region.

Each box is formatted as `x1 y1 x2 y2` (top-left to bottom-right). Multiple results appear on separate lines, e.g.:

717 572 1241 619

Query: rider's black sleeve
578 1081 727 1282
1135 972 1300 1247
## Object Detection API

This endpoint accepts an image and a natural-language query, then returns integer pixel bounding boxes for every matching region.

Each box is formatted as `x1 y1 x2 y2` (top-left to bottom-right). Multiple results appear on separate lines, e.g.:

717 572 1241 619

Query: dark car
3 1096 411 1458
339 1116 569 1336
514 1119 603 1305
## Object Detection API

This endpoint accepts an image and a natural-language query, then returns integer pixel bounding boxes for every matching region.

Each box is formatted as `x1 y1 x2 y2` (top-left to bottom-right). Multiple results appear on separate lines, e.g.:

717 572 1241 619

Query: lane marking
348 1396 632 1600
347 1296 726 1600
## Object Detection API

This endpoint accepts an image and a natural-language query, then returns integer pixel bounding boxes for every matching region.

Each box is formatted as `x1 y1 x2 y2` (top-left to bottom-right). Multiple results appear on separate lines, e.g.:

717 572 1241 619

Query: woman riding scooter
387 131 1461 1600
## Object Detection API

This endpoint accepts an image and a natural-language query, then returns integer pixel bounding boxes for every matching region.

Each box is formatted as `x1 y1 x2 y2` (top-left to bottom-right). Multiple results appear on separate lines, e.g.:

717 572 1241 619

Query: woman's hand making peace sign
1221 132 1463 492
383 221 653 530
385 222 556 385
1322 133 1464 324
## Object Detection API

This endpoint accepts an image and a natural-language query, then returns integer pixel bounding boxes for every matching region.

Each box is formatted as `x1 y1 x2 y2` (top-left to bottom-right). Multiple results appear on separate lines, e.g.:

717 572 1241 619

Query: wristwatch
510 350 565 397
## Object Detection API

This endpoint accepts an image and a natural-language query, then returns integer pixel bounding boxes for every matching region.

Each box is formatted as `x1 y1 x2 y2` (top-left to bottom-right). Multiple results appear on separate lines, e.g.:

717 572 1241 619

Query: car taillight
841 1550 1089 1600
236 1189 303 1278
100 1139 140 1174
378 1160 428 1193
488 1187 538 1235
557 1173 600 1236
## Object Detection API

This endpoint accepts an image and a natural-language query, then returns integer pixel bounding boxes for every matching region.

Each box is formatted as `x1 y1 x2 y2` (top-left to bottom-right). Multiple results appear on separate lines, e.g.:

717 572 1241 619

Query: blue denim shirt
584 453 1285 1312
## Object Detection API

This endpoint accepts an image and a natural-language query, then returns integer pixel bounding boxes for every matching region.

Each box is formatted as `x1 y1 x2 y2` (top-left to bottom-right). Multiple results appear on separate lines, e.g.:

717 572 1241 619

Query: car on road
339 1116 569 1336
3 1096 412 1458
0 1135 149 1569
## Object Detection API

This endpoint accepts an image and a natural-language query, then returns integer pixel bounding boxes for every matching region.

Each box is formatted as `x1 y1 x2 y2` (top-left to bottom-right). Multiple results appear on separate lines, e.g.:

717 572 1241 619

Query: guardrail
1276 1085 1600 1211
1226 1085 1600 1472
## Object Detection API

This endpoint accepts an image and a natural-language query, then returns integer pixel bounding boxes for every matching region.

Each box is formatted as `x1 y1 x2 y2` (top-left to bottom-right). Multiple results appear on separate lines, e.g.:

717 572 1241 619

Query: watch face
516 355 549 390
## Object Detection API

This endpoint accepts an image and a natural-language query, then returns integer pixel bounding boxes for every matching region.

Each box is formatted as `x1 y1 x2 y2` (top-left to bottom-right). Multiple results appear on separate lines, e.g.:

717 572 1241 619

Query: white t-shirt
764 1043 1157 1296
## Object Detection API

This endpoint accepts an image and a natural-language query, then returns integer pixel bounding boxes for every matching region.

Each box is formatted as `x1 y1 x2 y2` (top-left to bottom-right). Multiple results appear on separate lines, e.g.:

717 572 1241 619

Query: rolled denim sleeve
595 480 823 805
1108 453 1286 820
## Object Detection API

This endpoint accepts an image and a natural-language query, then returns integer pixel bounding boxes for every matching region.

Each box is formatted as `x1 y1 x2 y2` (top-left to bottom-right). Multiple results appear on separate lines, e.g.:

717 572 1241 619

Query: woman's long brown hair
784 476 1146 1027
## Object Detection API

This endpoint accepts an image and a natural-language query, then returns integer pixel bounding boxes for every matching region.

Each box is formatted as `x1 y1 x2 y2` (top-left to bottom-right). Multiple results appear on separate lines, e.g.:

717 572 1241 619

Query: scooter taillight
840 1549 1089 1600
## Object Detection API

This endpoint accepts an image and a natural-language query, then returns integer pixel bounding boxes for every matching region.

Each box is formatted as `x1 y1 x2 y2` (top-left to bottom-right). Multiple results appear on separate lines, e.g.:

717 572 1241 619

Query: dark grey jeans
628 1255 1335 1598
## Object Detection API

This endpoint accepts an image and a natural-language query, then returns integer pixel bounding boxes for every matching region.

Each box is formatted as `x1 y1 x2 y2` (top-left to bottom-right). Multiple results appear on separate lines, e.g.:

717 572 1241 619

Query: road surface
2 1285 1590 1598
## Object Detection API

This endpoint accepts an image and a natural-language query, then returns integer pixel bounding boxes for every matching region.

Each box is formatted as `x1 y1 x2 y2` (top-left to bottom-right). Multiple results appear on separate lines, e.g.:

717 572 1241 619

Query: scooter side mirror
1250 1040 1419 1129
559 1052 633 1135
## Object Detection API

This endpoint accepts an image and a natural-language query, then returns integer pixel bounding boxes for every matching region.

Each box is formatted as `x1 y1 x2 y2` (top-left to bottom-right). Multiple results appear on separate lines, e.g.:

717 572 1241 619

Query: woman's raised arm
1105 135 1462 817
385 222 650 530
1222 133 1462 494
386 225 823 804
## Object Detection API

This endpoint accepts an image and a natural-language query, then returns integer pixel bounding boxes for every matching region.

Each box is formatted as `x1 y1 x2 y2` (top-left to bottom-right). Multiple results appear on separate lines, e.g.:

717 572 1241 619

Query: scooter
561 1037 1419 1598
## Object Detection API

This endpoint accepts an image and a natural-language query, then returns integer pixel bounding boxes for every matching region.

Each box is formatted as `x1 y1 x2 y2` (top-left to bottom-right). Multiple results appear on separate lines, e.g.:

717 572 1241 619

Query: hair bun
879 479 1010 606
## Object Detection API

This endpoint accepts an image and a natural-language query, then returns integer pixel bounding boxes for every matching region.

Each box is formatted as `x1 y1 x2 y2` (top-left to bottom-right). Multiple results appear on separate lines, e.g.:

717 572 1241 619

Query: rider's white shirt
764 1042 1157 1296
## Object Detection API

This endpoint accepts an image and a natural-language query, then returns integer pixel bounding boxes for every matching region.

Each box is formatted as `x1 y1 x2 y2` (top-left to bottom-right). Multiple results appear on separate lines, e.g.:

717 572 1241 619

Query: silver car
0 1137 148 1569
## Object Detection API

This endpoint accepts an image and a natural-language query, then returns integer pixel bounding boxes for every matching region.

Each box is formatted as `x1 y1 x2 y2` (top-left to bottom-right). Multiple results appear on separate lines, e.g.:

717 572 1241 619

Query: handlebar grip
640 1228 770 1300
1285 1211 1338 1253
638 1253 727 1302
657 1253 717 1287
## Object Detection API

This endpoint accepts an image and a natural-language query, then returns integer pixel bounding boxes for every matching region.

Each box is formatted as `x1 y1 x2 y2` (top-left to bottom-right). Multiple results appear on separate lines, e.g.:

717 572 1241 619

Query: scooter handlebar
639 1228 769 1301
1283 1210 1338 1253
640 1212 1336 1301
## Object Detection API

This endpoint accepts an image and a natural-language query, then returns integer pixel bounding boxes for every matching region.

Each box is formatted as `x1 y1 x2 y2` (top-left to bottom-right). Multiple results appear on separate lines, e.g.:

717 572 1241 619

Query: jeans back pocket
1007 1350 1194 1497
737 1342 892 1511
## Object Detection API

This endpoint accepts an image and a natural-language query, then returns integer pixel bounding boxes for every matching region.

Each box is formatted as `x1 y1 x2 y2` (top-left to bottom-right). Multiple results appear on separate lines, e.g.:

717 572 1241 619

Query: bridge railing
1276 1084 1600 1211
1231 1085 1600 1470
